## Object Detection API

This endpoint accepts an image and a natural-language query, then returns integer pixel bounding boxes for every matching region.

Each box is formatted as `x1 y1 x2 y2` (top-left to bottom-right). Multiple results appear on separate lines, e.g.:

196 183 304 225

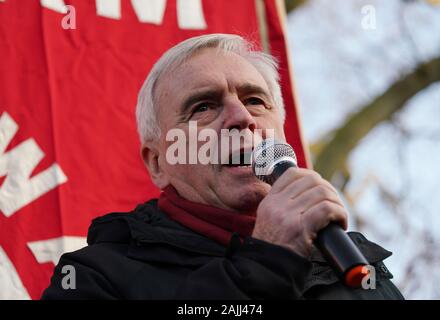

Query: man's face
152 48 285 213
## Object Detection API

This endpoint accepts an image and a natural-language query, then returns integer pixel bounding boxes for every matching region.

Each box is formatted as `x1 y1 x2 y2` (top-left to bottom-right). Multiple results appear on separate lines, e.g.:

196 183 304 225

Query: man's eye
193 103 210 113
245 97 264 106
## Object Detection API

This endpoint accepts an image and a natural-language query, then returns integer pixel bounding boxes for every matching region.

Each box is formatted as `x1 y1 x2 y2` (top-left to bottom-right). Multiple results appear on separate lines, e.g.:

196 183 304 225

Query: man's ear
141 141 170 189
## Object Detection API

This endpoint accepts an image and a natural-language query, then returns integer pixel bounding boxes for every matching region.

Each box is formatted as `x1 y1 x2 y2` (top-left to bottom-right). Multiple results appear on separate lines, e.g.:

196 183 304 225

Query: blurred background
285 0 440 299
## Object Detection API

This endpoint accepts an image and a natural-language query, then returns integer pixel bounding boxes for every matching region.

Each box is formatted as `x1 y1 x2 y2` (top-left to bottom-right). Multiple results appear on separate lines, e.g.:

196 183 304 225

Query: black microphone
251 139 370 287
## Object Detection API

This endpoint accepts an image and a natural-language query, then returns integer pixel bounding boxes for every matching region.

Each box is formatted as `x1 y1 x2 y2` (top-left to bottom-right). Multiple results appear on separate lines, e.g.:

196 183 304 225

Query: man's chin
213 164 270 212
220 183 269 214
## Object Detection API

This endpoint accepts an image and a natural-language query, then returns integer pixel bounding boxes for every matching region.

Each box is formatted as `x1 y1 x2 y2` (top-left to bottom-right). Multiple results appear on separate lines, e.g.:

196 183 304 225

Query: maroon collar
158 185 256 246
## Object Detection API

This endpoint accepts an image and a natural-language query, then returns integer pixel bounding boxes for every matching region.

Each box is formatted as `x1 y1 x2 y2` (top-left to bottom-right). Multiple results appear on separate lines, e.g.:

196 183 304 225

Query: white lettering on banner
0 246 31 300
38 0 207 29
0 112 68 217
27 236 87 265
96 0 122 19
176 0 207 30
40 0 68 14
129 0 167 24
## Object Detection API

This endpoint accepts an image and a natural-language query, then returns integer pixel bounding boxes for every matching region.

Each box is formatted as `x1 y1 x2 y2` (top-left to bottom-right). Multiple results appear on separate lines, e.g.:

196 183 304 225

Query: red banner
0 0 308 299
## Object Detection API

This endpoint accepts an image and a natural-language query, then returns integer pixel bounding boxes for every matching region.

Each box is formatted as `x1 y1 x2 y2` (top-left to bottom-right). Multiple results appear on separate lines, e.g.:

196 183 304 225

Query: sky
286 0 440 299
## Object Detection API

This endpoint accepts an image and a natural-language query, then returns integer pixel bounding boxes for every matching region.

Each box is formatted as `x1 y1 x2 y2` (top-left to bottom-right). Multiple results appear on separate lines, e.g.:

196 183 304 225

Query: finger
287 184 344 216
278 173 340 203
320 179 339 195
302 200 348 233
270 168 318 194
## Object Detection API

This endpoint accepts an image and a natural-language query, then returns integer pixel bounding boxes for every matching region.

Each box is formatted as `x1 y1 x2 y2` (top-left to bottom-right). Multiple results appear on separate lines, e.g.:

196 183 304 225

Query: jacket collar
304 232 394 291
309 232 392 264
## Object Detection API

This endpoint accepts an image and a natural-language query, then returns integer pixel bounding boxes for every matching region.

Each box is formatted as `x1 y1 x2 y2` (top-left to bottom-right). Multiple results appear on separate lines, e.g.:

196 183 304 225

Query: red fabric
158 185 256 246
0 0 307 299
264 0 309 169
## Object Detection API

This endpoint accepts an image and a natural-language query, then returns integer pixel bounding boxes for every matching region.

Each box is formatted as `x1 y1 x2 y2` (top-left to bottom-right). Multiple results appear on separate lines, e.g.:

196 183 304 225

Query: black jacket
42 200 404 300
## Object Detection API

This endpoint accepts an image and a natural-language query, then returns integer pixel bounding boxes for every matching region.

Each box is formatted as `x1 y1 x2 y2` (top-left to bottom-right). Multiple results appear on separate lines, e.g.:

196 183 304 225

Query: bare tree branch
284 0 308 13
313 55 440 181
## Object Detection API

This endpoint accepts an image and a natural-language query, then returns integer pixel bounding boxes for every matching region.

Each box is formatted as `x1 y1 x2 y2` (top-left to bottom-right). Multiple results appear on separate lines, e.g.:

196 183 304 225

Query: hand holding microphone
251 139 369 287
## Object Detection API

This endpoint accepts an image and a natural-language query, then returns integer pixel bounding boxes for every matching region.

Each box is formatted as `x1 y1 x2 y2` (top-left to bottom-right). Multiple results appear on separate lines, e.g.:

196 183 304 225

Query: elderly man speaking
42 34 403 300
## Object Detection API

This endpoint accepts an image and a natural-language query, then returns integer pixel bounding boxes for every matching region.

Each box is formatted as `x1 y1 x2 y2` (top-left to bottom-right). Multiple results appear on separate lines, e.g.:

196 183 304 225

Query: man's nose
222 97 257 132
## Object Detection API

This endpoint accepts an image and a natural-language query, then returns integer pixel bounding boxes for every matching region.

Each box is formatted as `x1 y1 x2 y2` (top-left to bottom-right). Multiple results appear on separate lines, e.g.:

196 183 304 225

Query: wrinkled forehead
154 48 270 104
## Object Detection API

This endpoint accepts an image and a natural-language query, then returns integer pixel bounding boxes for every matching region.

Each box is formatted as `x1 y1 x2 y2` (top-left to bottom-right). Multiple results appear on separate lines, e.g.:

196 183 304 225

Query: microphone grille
252 139 297 181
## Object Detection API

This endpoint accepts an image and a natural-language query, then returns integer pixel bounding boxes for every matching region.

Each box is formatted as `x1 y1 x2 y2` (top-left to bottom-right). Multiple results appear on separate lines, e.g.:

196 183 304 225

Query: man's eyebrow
237 83 272 100
181 89 223 114
179 83 272 115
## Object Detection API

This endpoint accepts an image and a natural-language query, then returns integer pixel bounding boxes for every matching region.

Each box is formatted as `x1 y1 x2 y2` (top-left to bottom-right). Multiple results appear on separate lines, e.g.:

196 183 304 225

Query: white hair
136 33 285 144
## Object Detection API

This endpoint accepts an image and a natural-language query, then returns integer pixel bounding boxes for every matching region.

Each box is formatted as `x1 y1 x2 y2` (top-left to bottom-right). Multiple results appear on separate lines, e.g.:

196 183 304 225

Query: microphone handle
270 161 369 287
315 223 369 287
